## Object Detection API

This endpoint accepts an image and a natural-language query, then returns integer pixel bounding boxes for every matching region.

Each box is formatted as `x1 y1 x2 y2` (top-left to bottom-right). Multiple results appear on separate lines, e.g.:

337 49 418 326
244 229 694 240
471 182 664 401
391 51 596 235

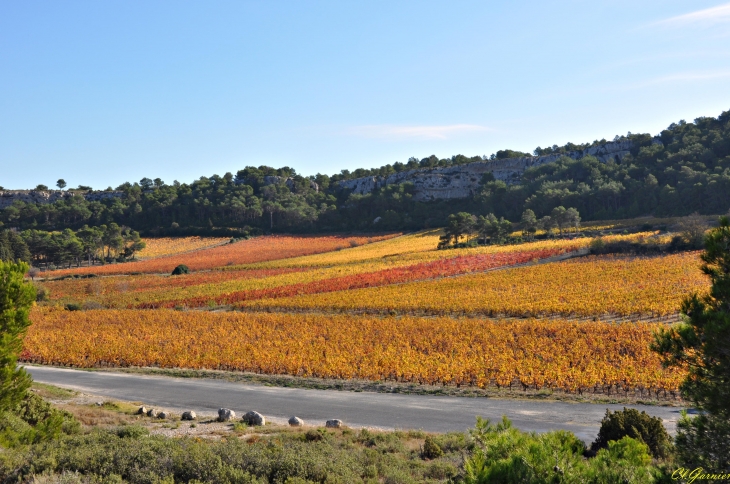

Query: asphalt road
27 366 684 443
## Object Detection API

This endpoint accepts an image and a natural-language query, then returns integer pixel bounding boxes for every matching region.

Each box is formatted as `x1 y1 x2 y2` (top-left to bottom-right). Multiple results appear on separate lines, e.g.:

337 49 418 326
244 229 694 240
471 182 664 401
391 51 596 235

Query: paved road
27 366 685 443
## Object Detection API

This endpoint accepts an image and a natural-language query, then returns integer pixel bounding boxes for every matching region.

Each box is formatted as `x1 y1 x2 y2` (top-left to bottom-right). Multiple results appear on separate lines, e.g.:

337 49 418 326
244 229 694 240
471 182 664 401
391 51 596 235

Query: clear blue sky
2 1 730 190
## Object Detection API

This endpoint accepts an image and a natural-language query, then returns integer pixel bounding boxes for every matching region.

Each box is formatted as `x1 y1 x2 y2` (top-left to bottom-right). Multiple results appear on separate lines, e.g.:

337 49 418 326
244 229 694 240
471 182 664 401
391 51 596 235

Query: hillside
1 109 729 235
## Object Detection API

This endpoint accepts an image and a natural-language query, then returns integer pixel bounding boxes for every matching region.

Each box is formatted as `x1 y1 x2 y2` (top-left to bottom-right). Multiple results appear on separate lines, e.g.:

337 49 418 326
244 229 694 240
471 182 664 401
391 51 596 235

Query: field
25 228 707 398
45 233 398 277
23 309 683 397
135 236 229 259
244 251 706 319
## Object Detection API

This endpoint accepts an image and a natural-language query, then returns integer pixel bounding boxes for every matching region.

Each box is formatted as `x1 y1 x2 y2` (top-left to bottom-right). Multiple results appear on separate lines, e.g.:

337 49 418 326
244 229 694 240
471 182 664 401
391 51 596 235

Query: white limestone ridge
336 138 660 202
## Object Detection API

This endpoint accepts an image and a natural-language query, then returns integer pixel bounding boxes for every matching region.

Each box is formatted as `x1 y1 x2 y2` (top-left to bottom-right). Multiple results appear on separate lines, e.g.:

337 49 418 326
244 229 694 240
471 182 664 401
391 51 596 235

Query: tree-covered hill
1 109 729 234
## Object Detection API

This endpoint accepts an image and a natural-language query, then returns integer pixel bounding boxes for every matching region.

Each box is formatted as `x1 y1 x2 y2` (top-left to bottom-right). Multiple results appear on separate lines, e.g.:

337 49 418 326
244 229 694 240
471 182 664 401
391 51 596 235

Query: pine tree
0 261 36 413
652 216 730 470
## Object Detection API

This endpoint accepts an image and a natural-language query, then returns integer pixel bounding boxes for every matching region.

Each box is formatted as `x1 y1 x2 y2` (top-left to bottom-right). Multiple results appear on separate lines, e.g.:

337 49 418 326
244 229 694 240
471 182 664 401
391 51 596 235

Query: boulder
288 416 304 427
137 406 147 415
325 419 342 429
242 411 265 426
147 408 159 418
181 411 197 421
218 408 235 422
158 411 169 420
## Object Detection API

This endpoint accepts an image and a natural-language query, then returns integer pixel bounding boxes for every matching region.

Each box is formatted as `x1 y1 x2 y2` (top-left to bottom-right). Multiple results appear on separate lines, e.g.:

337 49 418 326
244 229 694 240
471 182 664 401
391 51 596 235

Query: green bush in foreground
463 416 662 484
0 412 673 484
591 407 672 459
0 392 80 448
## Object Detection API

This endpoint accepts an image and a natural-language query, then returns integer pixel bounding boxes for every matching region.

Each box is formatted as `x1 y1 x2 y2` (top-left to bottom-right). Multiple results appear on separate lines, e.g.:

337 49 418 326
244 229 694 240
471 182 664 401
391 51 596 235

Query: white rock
147 408 159 418
325 419 342 429
242 411 265 426
137 406 147 415
288 416 304 427
218 408 236 422
181 411 197 421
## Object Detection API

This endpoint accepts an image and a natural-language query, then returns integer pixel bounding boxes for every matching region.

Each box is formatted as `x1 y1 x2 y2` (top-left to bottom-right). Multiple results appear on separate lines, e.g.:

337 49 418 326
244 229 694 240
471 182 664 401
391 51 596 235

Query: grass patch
30 382 77 400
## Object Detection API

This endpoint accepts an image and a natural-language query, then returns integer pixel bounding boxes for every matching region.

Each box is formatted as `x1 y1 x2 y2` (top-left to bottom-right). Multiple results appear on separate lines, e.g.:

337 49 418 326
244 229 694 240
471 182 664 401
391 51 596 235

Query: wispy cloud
349 124 492 140
626 70 730 89
653 2 730 27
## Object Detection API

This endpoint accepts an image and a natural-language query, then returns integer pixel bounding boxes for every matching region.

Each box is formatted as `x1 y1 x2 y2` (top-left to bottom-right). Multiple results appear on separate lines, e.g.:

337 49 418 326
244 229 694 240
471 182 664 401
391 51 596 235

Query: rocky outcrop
336 139 659 202
0 189 125 209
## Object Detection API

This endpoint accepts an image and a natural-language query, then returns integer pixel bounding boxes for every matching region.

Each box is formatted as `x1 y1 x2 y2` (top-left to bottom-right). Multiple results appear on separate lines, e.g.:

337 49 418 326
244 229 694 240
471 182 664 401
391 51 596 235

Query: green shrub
305 429 324 442
34 284 50 302
0 392 79 447
590 407 672 459
115 425 150 439
421 436 443 459
171 264 189 275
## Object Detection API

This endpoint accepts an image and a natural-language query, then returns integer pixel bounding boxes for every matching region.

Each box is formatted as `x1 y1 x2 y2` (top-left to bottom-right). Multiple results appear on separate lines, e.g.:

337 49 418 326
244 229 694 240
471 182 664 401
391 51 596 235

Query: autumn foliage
23 308 684 396
45 234 398 276
248 252 707 318
140 246 575 308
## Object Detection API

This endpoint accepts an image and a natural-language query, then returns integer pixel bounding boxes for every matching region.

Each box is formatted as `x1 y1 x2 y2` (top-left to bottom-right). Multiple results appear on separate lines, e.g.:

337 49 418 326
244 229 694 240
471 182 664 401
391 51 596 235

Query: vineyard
135 236 229 259
245 251 707 318
25 228 708 396
45 233 398 277
23 308 684 397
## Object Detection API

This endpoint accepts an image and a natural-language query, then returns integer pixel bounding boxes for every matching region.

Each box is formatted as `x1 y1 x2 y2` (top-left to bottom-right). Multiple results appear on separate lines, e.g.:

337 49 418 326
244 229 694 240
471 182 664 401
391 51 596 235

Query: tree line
1 110 729 234
0 224 145 270
437 207 580 249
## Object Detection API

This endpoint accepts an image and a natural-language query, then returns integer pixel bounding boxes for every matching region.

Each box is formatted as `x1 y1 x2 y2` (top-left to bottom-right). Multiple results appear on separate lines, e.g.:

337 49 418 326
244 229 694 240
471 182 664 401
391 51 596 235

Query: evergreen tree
0 261 36 413
652 216 730 470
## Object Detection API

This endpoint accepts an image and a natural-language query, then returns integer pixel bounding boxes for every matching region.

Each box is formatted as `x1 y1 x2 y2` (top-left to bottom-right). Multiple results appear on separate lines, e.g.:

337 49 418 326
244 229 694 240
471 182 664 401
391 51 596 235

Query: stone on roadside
181 411 197 421
147 408 159 418
218 408 235 422
158 411 169 419
325 419 342 429
243 411 265 426
137 406 147 415
288 416 304 427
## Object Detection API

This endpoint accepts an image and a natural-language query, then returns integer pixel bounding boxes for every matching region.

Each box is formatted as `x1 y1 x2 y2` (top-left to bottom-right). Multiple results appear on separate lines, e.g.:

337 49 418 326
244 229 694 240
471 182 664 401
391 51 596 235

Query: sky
2 1 730 190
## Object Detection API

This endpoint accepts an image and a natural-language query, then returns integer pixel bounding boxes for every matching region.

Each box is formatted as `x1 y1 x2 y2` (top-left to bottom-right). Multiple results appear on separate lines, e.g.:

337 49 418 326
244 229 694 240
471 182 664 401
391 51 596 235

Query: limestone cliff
336 139 659 202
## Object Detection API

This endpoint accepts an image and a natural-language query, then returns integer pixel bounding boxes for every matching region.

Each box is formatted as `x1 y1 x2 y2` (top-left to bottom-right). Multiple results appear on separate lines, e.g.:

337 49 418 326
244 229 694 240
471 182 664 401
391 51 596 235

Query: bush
589 237 605 253
35 284 50 302
115 425 150 439
64 303 81 311
305 429 324 442
421 436 443 459
0 392 80 447
171 264 189 275
590 407 672 459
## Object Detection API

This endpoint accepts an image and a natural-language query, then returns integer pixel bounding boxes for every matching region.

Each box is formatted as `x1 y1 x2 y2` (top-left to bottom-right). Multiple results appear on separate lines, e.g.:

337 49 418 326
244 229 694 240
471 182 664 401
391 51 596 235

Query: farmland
135 236 229 259
245 251 706 319
45 233 398 277
25 228 708 398
23 309 683 397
